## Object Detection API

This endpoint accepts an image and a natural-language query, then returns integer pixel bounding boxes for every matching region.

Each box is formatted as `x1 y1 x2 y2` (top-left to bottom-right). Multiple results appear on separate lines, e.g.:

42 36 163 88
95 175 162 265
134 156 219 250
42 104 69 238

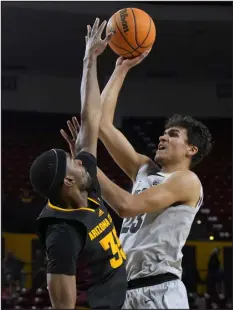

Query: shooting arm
99 67 150 181
97 169 200 217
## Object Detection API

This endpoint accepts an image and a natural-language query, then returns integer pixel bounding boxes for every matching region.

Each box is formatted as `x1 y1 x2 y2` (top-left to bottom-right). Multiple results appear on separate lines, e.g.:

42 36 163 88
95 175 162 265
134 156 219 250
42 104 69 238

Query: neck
160 162 189 173
76 191 88 208
66 191 88 209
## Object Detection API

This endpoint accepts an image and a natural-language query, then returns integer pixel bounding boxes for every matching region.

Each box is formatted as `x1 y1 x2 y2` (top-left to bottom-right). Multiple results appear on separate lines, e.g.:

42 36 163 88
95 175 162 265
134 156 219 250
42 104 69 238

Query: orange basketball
106 8 156 58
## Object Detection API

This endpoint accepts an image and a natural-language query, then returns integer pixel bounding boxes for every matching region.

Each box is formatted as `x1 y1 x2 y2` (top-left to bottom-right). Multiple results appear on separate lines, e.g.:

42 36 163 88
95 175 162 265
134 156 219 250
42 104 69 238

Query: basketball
106 8 156 58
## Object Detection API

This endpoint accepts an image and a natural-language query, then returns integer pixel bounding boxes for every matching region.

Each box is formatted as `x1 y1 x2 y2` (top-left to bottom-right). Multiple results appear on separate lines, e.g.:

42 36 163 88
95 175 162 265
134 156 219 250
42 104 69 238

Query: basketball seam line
110 40 134 55
140 17 152 48
120 41 154 55
140 41 154 49
109 41 153 56
115 12 138 52
111 13 134 56
131 8 140 48
131 9 152 49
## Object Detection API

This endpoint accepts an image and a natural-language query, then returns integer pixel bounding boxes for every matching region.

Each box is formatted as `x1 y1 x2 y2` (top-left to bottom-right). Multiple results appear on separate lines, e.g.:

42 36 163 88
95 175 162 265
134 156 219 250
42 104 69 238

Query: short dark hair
165 114 212 167
30 149 67 203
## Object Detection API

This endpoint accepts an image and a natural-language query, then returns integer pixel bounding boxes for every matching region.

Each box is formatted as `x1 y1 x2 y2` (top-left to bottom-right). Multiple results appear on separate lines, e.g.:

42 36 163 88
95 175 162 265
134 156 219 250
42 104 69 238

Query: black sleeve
76 151 101 197
45 221 85 275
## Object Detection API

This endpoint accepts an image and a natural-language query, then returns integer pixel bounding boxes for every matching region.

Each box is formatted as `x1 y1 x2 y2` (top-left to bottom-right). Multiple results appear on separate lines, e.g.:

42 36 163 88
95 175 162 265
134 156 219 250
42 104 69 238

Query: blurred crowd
2 247 232 309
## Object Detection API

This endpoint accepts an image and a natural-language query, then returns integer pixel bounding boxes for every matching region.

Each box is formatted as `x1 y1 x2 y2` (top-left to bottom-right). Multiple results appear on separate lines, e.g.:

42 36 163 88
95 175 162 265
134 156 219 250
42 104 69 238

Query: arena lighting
209 236 214 241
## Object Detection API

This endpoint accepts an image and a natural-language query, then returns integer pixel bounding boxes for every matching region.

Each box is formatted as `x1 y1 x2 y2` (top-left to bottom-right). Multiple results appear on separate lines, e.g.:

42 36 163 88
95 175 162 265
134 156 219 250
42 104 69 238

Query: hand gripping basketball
85 18 115 57
115 48 151 73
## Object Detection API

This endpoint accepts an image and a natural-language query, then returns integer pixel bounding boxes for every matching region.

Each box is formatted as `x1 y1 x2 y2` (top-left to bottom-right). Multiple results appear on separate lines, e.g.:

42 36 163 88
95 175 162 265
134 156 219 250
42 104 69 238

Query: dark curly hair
165 114 213 168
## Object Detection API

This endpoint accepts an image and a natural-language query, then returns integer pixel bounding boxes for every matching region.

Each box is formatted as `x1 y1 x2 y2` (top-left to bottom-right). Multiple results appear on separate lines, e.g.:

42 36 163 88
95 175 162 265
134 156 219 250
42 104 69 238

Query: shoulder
135 157 160 183
166 170 201 202
169 170 200 186
46 219 86 240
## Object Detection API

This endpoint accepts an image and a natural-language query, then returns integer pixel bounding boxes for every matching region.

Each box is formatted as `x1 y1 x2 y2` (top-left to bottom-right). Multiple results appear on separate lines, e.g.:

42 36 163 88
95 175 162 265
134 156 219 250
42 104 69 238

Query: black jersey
37 151 127 309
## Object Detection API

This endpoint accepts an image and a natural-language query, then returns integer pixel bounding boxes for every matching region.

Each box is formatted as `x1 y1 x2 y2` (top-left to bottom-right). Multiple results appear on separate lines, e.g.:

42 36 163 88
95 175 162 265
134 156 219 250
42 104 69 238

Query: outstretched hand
85 18 115 58
60 117 80 158
115 48 151 73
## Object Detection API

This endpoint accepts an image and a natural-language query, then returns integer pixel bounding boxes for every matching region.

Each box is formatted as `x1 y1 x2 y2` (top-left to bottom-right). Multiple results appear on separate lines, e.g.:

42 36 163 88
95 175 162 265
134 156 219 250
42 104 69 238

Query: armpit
135 159 160 183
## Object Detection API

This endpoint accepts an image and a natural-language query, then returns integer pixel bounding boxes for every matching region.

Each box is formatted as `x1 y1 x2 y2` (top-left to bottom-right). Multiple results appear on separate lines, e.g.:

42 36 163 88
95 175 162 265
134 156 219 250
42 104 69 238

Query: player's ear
64 175 75 187
187 145 198 157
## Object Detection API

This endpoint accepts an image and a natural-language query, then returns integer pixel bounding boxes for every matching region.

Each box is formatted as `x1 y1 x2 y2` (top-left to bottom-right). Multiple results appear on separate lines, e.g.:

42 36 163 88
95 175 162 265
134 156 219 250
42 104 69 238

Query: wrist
114 66 128 78
83 53 97 64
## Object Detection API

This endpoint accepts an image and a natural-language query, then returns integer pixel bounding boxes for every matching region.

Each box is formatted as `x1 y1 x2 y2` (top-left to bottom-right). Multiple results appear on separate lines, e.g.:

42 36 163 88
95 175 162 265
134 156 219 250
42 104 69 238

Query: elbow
99 123 113 141
47 285 61 309
117 209 126 218
48 287 75 309
49 295 64 309
47 274 76 309
117 196 134 218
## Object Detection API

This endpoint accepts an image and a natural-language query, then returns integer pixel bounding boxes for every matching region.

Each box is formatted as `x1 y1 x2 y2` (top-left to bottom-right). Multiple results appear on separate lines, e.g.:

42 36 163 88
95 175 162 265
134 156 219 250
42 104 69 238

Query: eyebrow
164 129 180 135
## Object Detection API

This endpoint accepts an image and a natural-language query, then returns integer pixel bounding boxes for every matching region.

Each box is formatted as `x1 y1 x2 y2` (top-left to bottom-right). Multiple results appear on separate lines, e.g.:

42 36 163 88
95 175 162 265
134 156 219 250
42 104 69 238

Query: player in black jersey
29 19 127 309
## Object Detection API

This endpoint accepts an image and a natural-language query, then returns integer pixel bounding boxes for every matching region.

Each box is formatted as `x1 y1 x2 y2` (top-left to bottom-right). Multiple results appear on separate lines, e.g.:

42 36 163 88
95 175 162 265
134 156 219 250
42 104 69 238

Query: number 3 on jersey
99 227 126 269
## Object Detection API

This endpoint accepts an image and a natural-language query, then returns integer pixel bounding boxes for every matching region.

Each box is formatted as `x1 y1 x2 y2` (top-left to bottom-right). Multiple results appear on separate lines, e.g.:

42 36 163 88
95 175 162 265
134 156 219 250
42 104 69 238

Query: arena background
1 1 232 309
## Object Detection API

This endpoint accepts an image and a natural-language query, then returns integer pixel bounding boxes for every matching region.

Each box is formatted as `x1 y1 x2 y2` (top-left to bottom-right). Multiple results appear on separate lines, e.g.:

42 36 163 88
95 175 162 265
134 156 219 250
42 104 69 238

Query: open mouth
158 145 166 150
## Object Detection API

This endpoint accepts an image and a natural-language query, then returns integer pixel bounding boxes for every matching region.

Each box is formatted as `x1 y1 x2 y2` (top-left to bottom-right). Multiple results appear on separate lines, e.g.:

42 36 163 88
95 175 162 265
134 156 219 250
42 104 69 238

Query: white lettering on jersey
120 163 203 281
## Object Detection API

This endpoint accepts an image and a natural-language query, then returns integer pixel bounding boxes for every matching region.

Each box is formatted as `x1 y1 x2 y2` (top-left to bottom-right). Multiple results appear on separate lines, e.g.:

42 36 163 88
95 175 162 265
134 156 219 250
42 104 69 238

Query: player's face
155 127 190 165
65 154 91 190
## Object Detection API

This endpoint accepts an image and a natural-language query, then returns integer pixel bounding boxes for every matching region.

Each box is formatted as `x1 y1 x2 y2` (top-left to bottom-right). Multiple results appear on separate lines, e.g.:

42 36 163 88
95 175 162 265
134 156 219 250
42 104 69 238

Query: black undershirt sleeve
45 221 85 275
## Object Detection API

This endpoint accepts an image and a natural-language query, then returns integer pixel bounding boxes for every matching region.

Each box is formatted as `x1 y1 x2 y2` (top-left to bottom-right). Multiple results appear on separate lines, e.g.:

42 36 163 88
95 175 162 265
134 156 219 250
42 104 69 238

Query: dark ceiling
1 1 232 79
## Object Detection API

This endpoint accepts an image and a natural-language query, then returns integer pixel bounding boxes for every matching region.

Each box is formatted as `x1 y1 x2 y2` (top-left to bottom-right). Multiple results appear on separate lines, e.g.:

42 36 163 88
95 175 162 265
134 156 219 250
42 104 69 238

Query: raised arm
99 53 152 181
75 18 113 157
